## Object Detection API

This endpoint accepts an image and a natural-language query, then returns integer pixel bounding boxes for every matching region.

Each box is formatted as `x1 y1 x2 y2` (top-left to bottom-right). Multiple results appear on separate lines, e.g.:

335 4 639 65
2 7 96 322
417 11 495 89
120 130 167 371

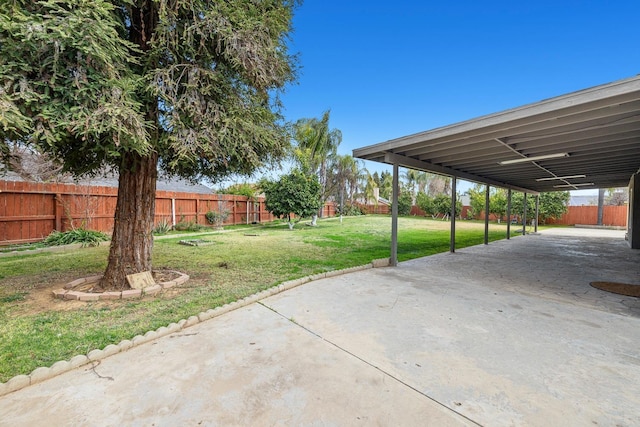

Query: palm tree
379 171 393 200
416 171 433 195
293 110 342 221
402 169 418 198
328 154 362 220
363 170 378 205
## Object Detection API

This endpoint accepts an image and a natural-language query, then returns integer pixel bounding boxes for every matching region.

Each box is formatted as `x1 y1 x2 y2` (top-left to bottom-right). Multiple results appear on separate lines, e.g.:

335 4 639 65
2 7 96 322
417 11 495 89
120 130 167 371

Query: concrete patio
0 228 639 426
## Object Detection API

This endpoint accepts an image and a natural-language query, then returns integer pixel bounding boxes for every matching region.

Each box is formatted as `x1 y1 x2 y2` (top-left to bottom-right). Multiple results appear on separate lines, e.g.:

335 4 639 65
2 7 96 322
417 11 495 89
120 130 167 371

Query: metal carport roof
353 75 640 194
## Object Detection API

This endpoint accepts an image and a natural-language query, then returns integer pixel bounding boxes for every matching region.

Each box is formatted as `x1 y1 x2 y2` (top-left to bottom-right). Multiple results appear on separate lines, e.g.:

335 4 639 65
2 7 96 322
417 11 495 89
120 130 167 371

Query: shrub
416 192 434 217
174 220 205 232
205 209 230 228
152 219 172 235
397 191 413 216
339 203 364 216
44 229 109 247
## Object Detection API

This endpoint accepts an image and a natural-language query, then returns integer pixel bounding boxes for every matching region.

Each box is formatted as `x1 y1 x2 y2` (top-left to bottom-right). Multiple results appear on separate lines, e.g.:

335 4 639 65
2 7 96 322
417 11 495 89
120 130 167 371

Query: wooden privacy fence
362 202 627 227
0 180 337 246
442 205 627 226
545 205 627 227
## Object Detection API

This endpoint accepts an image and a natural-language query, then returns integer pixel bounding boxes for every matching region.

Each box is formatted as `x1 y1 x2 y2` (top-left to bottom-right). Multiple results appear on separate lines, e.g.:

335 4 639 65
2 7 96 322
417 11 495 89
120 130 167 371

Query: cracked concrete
0 228 639 426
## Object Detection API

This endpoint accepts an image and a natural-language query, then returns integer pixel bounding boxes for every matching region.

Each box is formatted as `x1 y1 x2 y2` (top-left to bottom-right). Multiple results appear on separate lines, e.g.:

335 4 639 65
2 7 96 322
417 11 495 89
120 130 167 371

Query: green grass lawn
0 215 523 382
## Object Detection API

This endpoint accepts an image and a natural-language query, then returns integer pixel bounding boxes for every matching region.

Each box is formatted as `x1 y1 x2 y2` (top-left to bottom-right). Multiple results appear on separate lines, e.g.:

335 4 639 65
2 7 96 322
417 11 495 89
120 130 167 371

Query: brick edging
0 260 387 397
51 271 190 301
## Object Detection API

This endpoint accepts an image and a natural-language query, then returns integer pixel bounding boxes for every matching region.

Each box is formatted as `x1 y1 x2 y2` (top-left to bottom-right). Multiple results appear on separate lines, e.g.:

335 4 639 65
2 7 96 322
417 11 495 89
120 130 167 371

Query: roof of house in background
1 170 214 194
569 195 598 206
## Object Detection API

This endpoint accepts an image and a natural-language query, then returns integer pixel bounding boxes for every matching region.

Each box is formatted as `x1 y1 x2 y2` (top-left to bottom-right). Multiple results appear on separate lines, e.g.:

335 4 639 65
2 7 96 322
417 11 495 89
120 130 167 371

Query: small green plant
153 219 172 235
43 229 109 247
174 220 205 232
205 210 230 228
0 292 27 303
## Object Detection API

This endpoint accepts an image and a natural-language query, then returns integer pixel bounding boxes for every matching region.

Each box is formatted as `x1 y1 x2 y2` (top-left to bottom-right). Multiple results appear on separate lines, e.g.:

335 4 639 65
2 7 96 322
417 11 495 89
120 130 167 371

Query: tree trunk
100 152 158 290
597 188 605 225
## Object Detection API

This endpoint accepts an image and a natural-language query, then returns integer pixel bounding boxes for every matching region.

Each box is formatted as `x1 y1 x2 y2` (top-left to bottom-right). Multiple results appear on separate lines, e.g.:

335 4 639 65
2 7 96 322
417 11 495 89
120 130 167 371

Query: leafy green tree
432 194 462 219
537 191 570 224
0 0 298 289
220 183 258 199
467 184 486 219
468 186 508 222
489 188 508 222
511 191 570 225
416 191 435 216
262 171 322 230
397 190 413 215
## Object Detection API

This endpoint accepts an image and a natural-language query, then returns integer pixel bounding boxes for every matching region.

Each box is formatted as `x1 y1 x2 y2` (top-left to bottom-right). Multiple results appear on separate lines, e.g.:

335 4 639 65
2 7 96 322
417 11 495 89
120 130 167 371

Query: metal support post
506 189 512 239
390 163 399 266
450 177 457 253
534 195 539 233
484 184 490 245
522 193 527 235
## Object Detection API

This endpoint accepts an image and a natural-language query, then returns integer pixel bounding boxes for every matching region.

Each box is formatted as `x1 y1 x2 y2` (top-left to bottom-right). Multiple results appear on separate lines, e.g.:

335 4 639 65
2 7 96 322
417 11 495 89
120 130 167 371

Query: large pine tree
0 0 299 290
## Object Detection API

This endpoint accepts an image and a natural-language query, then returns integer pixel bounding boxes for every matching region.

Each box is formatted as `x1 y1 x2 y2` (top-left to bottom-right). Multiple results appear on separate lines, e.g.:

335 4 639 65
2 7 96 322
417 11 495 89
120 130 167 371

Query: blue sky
273 0 640 194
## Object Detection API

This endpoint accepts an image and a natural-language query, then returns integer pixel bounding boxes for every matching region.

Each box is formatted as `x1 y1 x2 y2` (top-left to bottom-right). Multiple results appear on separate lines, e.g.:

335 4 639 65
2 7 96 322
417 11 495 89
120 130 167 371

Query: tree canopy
290 110 342 217
467 185 508 221
262 170 322 229
0 0 297 179
511 191 570 224
0 0 299 289
327 154 362 215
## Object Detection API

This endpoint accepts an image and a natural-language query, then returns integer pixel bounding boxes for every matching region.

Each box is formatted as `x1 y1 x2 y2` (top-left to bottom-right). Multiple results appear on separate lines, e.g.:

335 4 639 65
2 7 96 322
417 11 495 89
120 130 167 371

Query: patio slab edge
0 261 377 397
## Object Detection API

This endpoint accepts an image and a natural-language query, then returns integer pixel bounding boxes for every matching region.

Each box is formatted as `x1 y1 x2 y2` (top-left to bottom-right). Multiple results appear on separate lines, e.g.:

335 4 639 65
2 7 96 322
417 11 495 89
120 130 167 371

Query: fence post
171 198 176 228
55 194 63 231
232 196 237 225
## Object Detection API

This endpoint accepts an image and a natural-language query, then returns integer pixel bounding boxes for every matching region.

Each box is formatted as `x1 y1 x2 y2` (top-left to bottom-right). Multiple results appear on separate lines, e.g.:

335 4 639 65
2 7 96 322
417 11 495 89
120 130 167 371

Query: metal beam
383 152 539 195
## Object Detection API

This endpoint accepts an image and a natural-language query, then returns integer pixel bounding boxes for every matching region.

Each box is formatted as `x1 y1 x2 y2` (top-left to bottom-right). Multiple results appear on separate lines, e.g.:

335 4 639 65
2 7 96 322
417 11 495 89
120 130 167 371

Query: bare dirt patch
1 270 206 317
